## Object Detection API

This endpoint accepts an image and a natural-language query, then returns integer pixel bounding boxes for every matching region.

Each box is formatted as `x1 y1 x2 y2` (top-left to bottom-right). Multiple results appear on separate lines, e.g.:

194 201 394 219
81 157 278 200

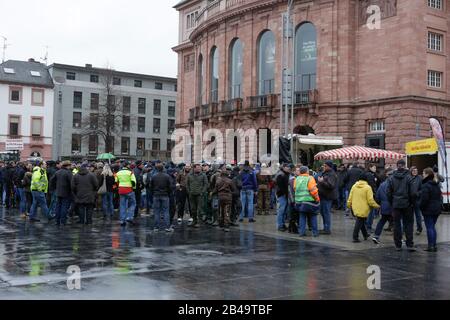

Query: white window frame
428 32 443 51
369 120 385 133
428 0 442 10
428 70 442 88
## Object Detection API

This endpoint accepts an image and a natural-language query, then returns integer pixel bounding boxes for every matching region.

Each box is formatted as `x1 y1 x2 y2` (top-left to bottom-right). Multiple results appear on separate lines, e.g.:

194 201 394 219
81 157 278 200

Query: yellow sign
405 138 438 156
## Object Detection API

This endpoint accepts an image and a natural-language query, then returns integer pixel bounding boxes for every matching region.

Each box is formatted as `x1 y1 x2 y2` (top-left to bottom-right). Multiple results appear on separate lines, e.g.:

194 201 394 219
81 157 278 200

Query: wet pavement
0 206 449 300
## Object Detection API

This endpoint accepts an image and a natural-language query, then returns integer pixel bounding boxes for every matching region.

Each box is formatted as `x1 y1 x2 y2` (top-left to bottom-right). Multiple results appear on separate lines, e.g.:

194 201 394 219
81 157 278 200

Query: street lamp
281 0 295 153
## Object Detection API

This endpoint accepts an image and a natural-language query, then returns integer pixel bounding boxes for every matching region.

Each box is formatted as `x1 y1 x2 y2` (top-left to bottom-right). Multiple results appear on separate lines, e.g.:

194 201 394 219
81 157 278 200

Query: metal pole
281 13 285 137
290 1 295 155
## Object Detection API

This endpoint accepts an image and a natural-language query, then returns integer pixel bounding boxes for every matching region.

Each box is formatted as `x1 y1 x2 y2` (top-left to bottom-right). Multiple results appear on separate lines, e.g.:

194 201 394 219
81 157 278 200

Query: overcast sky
0 0 180 78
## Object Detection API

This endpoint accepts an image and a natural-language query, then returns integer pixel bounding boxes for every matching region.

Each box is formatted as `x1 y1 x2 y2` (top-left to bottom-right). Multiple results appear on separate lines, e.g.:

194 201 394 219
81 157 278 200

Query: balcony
294 89 319 106
248 94 278 109
221 98 242 114
30 136 44 147
201 104 210 117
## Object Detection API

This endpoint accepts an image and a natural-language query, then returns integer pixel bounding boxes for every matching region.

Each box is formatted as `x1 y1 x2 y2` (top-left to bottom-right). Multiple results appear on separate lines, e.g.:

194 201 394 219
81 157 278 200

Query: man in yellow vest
29 161 50 222
115 161 137 226
293 166 320 237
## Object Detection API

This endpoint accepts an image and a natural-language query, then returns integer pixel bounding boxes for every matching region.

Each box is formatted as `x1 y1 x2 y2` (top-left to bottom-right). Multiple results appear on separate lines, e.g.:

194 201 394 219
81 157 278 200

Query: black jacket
47 166 58 192
366 171 378 193
71 168 98 204
3 165 15 186
14 166 26 188
410 175 423 203
386 169 415 209
318 169 338 201
337 170 348 189
53 168 73 198
345 167 363 191
150 171 172 197
133 167 144 191
419 177 442 216
275 170 290 197
98 174 116 193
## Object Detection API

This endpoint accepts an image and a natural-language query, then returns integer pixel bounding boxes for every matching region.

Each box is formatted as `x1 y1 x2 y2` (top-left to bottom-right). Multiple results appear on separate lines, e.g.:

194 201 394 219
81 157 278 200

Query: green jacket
31 167 48 193
187 172 208 195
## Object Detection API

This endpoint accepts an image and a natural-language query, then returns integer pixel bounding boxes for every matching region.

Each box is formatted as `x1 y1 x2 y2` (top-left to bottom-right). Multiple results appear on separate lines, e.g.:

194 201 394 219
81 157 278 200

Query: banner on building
405 138 438 156
5 139 24 151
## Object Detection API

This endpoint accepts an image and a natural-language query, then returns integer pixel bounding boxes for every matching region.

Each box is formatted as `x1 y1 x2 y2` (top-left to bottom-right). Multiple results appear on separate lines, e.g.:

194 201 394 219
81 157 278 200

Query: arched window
295 22 317 94
229 38 243 99
197 54 204 105
210 47 219 103
258 30 275 95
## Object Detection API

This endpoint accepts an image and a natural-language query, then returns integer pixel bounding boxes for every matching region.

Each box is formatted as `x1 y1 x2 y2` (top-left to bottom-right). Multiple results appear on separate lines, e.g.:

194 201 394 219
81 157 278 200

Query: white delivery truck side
438 143 450 207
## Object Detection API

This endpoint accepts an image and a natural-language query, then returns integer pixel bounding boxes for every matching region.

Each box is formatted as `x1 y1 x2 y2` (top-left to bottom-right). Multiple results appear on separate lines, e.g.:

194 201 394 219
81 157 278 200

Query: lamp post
281 0 295 156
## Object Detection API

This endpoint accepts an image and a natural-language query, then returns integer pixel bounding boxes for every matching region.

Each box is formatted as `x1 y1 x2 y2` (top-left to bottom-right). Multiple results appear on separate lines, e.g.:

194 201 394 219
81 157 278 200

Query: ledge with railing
294 89 319 106
30 136 44 147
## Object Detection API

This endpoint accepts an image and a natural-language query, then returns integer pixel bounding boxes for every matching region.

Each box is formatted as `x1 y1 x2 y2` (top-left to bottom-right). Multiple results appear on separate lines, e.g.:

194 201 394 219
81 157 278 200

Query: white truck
438 142 450 209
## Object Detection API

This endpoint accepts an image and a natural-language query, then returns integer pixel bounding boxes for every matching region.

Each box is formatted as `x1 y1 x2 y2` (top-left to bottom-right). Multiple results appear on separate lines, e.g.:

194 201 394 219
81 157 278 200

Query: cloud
0 0 179 77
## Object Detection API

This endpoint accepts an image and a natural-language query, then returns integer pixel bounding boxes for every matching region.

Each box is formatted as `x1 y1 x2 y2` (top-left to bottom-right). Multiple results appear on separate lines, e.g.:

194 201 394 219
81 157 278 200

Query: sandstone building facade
173 0 450 165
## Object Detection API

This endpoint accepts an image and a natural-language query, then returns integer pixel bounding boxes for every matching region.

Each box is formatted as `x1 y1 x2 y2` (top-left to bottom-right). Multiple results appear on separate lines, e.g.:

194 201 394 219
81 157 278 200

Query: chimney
85 64 92 68
28 58 35 62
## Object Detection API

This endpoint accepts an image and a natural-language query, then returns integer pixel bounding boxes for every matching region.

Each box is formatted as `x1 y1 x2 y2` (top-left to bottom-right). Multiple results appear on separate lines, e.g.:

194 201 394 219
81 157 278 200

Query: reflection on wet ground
0 207 449 299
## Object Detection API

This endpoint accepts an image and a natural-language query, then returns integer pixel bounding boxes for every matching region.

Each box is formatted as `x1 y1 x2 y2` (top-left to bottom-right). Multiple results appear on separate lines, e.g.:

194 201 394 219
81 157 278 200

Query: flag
429 118 447 167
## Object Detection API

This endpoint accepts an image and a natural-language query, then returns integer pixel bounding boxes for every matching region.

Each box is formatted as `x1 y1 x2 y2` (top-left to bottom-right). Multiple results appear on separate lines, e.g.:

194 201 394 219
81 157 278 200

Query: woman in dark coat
419 167 443 252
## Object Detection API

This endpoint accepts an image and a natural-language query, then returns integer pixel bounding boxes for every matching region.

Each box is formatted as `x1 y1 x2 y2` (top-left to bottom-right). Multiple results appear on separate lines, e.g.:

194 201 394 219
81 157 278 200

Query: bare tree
79 67 131 154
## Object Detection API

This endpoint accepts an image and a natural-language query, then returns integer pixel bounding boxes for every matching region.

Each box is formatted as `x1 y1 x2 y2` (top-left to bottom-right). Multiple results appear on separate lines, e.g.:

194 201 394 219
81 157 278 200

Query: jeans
320 199 333 232
299 211 318 236
413 203 423 232
146 188 153 210
393 207 414 248
48 192 58 218
30 191 49 220
55 196 71 225
153 196 170 230
240 190 255 220
423 215 439 248
119 192 136 222
374 215 392 238
276 195 288 228
3 184 12 207
366 208 379 231
102 192 114 217
337 187 347 211
18 188 27 214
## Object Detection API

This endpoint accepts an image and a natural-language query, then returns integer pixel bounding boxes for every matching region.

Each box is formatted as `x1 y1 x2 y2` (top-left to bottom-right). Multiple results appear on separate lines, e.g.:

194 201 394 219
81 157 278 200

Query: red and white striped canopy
314 146 406 161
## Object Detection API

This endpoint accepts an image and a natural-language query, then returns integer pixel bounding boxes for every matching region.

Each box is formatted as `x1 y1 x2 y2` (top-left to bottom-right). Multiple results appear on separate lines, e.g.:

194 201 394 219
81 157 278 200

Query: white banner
5 139 24 151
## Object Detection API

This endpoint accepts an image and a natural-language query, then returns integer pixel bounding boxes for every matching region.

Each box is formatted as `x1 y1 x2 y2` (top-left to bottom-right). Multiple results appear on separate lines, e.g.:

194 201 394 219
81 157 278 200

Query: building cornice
318 95 450 108
0 80 54 89
49 63 177 83
172 42 195 53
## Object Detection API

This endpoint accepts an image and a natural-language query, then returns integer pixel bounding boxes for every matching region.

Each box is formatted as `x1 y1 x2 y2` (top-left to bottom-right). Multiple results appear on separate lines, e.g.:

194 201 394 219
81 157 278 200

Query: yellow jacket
347 180 380 218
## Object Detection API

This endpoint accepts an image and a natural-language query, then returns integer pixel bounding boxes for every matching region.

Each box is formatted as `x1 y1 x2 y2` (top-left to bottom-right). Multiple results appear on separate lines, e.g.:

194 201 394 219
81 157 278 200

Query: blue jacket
240 167 258 192
375 181 392 215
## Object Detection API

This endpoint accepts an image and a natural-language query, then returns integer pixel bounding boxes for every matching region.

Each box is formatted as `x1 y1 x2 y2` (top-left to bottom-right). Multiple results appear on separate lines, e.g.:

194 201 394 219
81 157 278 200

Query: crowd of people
0 157 445 251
